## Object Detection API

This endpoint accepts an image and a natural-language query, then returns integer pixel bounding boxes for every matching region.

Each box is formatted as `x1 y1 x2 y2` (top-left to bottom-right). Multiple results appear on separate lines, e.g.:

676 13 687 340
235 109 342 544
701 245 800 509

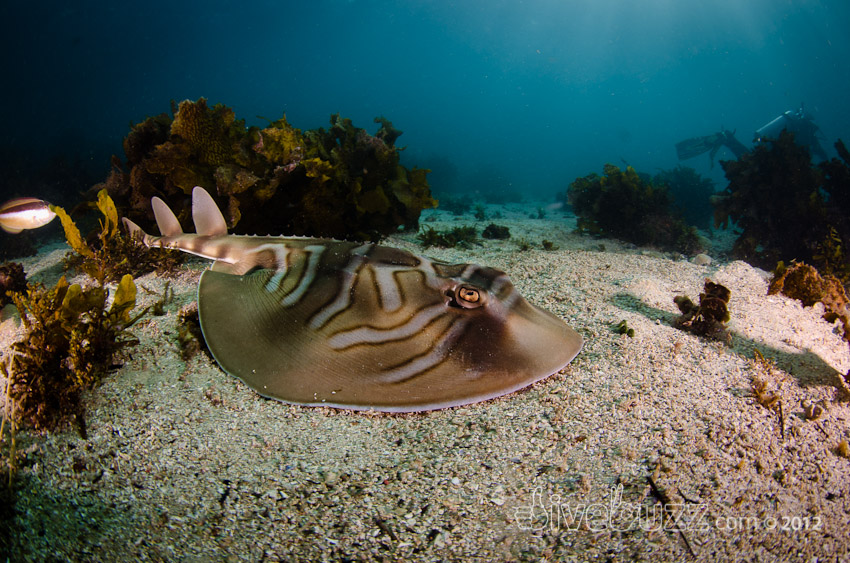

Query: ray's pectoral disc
197 259 583 412
127 186 583 412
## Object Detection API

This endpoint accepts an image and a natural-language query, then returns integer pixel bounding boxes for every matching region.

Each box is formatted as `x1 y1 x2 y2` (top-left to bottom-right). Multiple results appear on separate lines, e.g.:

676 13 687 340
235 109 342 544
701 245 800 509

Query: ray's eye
449 284 485 309
458 286 479 303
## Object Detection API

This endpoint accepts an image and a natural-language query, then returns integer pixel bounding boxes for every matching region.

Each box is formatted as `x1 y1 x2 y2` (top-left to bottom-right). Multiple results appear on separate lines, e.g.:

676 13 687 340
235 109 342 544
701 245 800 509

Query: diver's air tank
754 111 794 143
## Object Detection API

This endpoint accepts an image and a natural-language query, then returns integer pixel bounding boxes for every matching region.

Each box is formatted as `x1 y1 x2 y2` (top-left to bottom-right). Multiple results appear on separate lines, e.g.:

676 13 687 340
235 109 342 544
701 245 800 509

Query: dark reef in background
0 148 98 209
713 131 850 283
653 165 715 231
482 224 511 240
97 98 436 241
567 163 703 254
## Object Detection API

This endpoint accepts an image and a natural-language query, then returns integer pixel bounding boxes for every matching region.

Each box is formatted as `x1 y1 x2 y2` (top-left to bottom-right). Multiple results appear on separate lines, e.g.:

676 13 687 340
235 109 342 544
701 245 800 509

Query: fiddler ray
123 187 583 412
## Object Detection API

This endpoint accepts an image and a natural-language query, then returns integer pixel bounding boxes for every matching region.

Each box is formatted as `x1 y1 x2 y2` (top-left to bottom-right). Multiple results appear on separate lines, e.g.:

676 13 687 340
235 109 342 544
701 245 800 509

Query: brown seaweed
6 275 142 433
568 164 703 254
99 99 435 242
417 225 478 249
0 263 27 308
674 280 731 341
768 261 850 397
53 190 182 284
714 133 850 282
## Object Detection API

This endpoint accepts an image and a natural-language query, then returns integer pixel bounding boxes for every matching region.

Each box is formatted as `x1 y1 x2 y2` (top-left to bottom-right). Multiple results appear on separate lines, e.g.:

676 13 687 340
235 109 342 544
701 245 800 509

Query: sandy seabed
1 203 849 562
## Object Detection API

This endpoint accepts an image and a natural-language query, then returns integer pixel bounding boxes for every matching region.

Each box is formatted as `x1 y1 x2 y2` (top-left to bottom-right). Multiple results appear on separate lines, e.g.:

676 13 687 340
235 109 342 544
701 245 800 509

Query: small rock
692 253 712 266
323 471 339 486
801 399 825 420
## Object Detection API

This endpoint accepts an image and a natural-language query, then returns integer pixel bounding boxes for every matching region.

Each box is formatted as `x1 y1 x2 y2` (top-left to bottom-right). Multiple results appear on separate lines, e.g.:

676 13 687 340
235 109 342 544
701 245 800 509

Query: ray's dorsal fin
192 186 228 237
152 197 183 237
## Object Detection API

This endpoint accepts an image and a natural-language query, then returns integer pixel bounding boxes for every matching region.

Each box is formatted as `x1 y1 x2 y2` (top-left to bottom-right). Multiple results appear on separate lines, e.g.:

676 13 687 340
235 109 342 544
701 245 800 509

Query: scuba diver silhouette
676 103 827 166
753 104 827 161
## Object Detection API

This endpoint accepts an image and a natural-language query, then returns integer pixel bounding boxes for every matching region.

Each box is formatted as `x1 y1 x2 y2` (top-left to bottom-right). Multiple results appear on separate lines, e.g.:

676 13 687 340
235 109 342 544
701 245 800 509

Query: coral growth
713 133 850 280
417 226 478 248
100 98 435 241
567 164 703 254
674 280 731 341
52 190 182 284
6 275 142 433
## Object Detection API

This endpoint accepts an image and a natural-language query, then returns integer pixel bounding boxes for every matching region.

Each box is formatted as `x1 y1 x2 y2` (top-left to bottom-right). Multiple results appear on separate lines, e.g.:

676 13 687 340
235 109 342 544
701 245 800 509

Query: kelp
100 98 436 241
6 275 143 433
568 164 703 254
52 189 182 284
653 165 715 230
674 280 731 342
713 133 850 282
417 225 478 248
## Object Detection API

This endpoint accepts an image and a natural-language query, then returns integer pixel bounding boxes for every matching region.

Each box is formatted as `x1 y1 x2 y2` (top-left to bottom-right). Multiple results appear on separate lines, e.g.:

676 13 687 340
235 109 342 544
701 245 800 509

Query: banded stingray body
123 187 583 412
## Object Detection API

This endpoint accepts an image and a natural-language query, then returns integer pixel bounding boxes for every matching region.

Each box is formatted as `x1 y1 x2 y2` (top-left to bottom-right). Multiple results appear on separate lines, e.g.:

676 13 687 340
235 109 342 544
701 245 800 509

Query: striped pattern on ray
123 187 583 412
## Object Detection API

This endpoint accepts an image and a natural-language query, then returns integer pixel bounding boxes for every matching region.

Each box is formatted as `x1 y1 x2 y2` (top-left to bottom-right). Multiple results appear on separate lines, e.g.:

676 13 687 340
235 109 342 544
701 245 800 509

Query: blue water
2 0 848 200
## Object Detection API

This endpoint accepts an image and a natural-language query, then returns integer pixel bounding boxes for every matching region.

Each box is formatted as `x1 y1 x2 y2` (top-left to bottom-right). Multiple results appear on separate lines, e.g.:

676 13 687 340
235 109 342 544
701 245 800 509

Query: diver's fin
675 133 722 160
